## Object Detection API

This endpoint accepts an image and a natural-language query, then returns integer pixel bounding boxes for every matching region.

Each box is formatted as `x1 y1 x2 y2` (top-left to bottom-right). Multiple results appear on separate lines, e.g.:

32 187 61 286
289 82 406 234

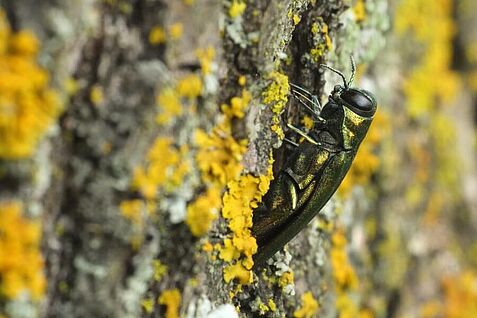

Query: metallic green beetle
252 58 377 266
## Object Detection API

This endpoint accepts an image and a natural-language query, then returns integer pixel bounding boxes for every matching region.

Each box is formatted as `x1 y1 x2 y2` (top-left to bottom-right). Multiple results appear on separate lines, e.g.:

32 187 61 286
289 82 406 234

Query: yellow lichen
294 291 319 318
186 186 221 237
64 77 80 96
220 167 273 282
301 115 314 130
229 0 246 19
0 201 46 300
119 199 145 226
168 23 183 40
293 14 301 25
262 71 289 139
394 0 461 226
141 298 154 313
90 84 104 106
0 10 62 159
262 71 289 114
268 299 277 311
238 75 247 86
278 270 294 288
10 30 39 56
221 89 251 119
309 22 332 62
131 137 189 200
195 121 247 186
331 227 361 317
176 74 203 99
353 0 367 23
331 229 358 289
149 26 167 45
158 289 181 318
196 47 216 75
395 0 460 119
152 259 168 281
156 87 182 124
223 262 252 284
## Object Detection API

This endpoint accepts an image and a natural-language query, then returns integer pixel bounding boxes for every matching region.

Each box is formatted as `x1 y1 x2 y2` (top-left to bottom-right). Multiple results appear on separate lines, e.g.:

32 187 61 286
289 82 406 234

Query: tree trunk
1 0 476 317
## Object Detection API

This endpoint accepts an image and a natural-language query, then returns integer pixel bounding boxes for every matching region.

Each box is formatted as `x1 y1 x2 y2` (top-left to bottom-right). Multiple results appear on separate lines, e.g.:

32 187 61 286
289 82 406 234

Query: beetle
252 57 377 266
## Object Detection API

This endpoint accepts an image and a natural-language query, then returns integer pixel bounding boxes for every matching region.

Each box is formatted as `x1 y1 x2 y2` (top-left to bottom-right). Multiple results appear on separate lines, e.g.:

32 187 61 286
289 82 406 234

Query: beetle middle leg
286 123 321 146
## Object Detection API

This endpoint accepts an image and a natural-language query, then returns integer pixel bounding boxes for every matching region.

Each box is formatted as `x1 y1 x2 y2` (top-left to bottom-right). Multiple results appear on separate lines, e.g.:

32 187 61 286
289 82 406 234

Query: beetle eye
341 89 376 115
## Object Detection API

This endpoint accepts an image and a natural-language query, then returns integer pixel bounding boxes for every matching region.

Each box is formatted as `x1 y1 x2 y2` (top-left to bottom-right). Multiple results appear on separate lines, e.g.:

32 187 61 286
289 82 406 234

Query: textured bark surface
1 0 476 318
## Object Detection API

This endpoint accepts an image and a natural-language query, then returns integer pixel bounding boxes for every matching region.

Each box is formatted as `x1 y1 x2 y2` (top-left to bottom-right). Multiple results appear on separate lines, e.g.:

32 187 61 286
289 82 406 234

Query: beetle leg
311 95 323 113
290 83 314 97
284 138 299 147
290 84 325 123
286 123 321 145
290 83 323 111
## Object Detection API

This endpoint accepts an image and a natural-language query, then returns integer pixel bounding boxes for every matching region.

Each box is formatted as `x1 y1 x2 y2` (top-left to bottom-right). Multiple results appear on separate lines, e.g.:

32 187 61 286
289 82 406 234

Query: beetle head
320 57 377 150
322 56 377 118
332 86 377 117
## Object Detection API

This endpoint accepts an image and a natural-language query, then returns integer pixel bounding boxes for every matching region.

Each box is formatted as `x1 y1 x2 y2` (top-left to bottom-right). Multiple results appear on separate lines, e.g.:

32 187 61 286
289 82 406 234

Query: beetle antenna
319 63 348 88
348 55 356 87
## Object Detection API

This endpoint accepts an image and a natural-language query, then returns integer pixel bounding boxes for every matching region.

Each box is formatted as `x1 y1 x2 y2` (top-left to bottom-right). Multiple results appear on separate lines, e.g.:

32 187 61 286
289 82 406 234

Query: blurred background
0 0 476 317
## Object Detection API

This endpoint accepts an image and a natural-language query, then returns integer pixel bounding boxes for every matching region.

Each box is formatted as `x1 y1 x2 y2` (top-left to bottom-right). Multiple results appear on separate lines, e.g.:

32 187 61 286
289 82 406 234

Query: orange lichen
158 289 181 318
0 10 62 159
0 201 46 300
294 291 319 318
441 270 477 318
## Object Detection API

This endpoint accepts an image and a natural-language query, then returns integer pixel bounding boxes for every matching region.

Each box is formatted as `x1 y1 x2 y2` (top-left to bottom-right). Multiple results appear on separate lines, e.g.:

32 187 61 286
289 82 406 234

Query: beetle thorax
341 107 373 150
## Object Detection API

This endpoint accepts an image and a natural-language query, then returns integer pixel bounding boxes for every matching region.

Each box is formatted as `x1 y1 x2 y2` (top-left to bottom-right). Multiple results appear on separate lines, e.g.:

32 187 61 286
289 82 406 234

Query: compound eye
341 89 376 114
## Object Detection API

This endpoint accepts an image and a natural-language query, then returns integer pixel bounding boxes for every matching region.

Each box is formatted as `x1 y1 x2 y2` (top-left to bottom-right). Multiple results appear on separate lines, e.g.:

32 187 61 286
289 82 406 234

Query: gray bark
1 0 476 318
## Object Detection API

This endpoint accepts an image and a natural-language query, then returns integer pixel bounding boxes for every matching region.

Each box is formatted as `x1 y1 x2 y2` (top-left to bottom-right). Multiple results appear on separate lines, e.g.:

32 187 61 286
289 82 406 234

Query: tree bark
0 0 476 318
